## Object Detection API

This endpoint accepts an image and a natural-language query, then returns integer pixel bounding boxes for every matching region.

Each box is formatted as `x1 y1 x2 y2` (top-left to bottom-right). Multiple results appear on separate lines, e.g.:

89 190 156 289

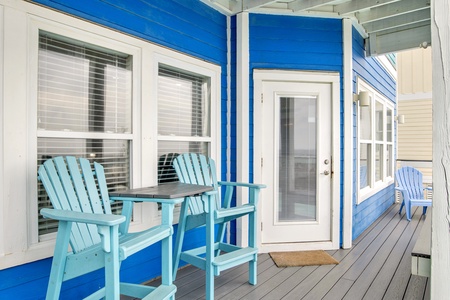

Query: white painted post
236 12 250 247
431 0 450 297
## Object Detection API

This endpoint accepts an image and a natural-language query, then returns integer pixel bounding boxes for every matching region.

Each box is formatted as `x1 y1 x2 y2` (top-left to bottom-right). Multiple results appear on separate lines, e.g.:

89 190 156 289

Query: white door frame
253 69 341 252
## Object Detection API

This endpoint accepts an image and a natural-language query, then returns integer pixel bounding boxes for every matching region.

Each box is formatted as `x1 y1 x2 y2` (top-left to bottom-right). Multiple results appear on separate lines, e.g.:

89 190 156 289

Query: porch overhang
200 0 431 56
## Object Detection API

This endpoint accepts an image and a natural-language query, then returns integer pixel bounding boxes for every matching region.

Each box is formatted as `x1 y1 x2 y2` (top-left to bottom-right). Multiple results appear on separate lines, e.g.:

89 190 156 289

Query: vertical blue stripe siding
351 27 396 239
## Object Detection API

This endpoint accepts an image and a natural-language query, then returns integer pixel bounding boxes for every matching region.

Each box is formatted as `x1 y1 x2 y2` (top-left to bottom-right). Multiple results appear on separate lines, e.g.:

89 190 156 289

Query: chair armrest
218 181 266 189
40 208 126 226
395 186 406 192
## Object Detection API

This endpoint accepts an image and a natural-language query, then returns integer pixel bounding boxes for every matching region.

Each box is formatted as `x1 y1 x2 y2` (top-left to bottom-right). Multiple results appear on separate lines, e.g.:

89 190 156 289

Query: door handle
322 170 330 175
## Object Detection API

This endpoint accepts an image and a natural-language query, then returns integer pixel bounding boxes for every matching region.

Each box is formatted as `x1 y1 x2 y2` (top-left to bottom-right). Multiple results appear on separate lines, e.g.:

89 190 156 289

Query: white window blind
158 66 210 138
156 66 211 186
37 32 133 236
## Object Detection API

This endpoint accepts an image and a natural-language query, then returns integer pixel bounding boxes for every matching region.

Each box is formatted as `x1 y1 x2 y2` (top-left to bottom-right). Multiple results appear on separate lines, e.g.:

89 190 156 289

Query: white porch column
236 12 250 247
342 18 353 249
431 0 450 297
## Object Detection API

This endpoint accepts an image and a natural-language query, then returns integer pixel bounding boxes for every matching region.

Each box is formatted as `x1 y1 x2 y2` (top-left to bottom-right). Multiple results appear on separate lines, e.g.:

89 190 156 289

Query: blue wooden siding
0 2 397 298
351 26 396 239
0 1 228 299
248 14 346 244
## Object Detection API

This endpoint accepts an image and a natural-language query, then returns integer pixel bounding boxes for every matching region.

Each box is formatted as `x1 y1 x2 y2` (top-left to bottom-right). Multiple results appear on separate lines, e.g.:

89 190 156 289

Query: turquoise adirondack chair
396 166 432 221
172 153 266 300
39 156 177 300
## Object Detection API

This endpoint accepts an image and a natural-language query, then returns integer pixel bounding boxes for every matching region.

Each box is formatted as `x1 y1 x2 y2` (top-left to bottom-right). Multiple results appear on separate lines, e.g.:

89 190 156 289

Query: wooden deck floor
148 203 430 300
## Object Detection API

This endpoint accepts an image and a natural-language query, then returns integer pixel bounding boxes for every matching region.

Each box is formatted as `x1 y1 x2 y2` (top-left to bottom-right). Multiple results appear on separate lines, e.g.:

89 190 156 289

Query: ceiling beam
367 23 431 56
335 0 401 15
363 9 430 33
357 0 430 24
288 0 336 12
242 0 277 10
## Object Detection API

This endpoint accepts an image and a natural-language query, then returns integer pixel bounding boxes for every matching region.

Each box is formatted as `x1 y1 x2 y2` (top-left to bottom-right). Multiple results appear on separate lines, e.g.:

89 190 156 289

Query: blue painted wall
351 27 396 239
0 0 227 299
248 13 346 243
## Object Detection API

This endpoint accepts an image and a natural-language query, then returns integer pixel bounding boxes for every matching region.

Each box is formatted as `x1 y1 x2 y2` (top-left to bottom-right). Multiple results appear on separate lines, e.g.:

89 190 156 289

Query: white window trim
0 0 221 269
356 78 395 204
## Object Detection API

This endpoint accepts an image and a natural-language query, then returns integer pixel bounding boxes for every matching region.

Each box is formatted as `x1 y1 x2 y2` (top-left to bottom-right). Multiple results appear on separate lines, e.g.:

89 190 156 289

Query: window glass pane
37 138 130 236
375 144 383 181
37 32 133 237
158 66 210 137
157 141 209 184
386 144 393 178
386 108 393 142
360 98 371 140
38 32 132 133
375 101 383 141
156 141 209 211
360 143 370 189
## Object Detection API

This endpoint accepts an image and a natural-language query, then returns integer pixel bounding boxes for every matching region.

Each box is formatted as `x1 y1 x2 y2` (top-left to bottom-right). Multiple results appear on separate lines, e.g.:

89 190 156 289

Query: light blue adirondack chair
172 153 266 300
39 156 177 300
396 166 432 221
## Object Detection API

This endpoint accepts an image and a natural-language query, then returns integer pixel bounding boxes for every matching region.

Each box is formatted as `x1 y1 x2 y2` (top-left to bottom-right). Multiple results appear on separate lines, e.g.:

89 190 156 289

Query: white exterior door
254 70 340 252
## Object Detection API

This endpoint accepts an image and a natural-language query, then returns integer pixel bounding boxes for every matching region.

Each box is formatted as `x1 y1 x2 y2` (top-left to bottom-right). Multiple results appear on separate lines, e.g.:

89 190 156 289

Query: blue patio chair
396 166 432 221
39 156 177 300
172 153 266 300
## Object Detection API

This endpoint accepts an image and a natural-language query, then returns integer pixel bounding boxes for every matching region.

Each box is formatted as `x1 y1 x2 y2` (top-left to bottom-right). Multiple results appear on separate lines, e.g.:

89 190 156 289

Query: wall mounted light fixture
395 114 406 124
353 91 370 107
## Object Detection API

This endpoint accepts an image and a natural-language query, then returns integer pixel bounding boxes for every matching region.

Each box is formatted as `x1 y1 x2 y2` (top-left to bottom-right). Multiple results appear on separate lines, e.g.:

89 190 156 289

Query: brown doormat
269 250 339 267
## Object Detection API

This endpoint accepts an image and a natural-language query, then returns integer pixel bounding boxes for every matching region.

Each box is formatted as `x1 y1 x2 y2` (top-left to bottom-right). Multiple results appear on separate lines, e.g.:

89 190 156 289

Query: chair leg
248 208 257 285
103 225 120 299
423 206 428 215
406 203 412 221
249 258 257 285
399 200 405 215
206 194 215 300
46 222 72 300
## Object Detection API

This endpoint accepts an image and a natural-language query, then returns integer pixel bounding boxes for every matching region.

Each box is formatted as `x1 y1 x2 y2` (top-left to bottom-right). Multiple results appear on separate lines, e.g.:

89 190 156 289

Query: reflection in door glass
278 96 316 222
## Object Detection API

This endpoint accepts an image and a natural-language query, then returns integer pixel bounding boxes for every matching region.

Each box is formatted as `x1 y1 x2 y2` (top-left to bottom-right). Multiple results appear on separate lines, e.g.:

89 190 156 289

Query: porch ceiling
200 0 431 56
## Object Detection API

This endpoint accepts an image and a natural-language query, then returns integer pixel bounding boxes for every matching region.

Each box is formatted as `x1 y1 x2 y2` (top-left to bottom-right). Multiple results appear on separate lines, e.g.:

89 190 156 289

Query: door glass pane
278 96 316 222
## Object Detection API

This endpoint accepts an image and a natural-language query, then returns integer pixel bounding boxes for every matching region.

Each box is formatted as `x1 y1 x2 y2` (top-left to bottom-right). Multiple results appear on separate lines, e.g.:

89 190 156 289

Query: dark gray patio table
109 182 215 225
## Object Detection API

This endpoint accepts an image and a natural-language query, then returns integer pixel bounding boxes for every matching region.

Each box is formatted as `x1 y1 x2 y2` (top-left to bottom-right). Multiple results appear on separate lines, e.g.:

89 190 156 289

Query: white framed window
357 79 395 204
36 31 134 238
0 1 220 269
151 55 220 220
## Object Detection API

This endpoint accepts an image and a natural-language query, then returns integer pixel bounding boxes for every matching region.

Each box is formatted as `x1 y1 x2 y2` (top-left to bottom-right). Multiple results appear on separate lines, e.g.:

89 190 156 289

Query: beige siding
397 99 432 161
398 48 432 94
397 48 433 183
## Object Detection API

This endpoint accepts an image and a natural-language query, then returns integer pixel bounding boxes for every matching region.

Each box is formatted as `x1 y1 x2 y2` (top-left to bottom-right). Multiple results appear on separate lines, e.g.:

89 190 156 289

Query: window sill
358 178 395 204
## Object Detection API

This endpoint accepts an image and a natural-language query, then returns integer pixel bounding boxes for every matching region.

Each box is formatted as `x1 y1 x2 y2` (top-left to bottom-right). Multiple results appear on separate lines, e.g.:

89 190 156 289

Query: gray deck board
138 203 429 300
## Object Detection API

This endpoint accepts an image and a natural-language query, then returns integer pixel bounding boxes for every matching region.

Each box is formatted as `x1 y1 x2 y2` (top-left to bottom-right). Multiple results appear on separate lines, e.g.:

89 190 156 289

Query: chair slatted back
173 153 220 214
396 166 424 199
38 156 112 253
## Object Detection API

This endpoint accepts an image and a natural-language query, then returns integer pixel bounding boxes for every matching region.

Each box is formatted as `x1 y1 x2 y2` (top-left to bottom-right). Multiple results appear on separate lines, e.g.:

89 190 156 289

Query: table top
109 182 214 199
